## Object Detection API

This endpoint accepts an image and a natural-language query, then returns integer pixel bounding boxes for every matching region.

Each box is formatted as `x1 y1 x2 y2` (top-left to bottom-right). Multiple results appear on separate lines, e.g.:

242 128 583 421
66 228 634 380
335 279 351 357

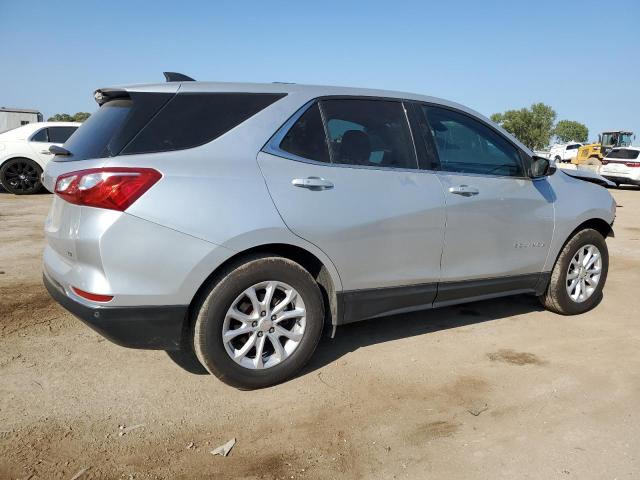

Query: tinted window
123 93 285 155
60 99 134 161
566 144 580 150
30 128 48 142
279 103 329 163
320 99 417 169
607 148 639 159
48 126 77 143
422 106 523 177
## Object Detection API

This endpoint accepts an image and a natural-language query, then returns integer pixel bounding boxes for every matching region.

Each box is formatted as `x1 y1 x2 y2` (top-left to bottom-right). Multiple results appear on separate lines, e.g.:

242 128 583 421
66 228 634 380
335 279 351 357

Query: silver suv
42 75 616 389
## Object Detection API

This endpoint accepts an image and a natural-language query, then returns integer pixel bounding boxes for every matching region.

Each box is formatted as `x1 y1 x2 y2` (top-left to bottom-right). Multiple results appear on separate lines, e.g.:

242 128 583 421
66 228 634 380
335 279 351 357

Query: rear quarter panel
111 92 344 292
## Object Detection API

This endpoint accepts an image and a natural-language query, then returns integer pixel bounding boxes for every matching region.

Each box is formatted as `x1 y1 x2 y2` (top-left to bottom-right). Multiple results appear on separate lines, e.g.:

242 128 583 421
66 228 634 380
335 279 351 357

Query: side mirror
531 156 556 178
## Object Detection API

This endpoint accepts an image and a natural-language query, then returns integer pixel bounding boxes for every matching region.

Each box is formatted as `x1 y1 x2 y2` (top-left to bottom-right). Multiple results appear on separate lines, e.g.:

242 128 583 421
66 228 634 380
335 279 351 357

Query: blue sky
1 0 638 144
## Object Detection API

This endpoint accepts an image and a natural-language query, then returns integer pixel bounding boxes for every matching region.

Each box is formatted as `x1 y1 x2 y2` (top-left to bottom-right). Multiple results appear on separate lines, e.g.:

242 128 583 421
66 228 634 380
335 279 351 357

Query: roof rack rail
163 72 196 82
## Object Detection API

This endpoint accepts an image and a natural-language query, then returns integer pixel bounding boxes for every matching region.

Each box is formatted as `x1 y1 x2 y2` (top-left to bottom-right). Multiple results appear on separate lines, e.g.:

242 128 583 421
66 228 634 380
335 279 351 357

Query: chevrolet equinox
42 74 616 389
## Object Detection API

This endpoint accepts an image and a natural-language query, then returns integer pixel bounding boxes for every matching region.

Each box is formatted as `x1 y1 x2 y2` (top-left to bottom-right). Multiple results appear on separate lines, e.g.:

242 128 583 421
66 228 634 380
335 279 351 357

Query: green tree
47 113 74 122
47 112 91 122
72 112 91 122
553 120 588 143
490 103 556 150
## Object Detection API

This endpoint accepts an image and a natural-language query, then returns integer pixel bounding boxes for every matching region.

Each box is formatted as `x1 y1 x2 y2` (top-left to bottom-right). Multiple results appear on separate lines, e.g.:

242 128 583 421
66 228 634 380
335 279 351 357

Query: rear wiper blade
49 145 71 156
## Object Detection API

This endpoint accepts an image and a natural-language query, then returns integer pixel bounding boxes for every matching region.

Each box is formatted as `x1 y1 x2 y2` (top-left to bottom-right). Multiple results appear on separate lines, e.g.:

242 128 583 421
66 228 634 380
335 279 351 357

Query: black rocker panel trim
434 273 545 307
337 273 549 324
338 283 437 324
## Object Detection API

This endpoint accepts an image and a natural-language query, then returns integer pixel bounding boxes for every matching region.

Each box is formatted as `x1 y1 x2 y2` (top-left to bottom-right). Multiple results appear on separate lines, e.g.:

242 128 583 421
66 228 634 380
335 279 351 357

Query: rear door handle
292 177 334 191
448 185 479 196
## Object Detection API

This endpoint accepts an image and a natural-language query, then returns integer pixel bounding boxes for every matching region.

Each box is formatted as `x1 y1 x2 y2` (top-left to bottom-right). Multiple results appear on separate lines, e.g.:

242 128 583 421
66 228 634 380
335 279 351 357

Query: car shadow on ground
165 294 545 377
302 294 544 377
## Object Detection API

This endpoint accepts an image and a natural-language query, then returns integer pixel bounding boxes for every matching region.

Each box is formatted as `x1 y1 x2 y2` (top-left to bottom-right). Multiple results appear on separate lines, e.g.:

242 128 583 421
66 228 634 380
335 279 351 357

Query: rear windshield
57 92 285 161
607 148 639 160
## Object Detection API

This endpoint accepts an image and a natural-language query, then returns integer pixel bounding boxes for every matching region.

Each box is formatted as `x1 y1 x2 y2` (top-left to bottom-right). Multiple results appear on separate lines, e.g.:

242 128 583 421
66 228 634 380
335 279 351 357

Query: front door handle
40 150 53 155
448 185 479 196
292 177 334 191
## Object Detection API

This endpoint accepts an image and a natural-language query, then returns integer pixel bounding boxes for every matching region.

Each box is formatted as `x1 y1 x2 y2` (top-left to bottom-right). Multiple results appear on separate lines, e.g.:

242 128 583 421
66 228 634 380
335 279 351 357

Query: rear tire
0 158 43 195
539 229 608 315
193 255 324 389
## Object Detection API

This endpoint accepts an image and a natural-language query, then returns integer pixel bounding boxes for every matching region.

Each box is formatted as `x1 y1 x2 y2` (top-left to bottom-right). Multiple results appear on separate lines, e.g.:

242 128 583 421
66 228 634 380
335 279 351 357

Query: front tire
193 255 324 389
539 229 608 315
0 158 43 195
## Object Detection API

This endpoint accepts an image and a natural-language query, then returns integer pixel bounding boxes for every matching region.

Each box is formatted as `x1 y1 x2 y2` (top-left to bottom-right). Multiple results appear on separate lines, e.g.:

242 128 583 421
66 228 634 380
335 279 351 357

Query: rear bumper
43 273 188 350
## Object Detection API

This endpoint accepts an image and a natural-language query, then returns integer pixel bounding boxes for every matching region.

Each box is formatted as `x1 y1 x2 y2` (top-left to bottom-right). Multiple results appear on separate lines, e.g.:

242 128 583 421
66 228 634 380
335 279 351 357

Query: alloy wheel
566 244 602 303
222 281 306 369
3 160 40 193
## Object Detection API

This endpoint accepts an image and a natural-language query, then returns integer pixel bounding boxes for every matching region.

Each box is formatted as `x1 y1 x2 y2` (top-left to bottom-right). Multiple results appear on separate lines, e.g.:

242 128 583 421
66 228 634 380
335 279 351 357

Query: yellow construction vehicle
573 131 634 166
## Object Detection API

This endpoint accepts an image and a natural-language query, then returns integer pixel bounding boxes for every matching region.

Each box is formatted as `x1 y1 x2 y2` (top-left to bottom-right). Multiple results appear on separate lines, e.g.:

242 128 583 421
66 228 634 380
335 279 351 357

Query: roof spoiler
163 72 195 82
93 88 129 105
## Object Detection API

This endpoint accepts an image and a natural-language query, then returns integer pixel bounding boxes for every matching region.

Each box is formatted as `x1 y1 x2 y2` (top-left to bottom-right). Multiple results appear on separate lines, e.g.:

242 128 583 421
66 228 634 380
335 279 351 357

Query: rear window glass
122 93 286 155
59 99 135 161
57 92 285 161
607 148 639 159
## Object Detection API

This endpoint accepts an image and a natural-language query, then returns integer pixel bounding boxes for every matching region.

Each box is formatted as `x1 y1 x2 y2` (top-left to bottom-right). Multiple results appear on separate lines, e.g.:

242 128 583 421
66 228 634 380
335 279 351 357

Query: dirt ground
1 186 639 480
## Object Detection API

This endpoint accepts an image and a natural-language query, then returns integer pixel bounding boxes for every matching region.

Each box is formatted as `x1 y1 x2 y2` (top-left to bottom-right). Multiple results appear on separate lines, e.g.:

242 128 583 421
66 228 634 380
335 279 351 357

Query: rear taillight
55 168 161 211
626 162 640 168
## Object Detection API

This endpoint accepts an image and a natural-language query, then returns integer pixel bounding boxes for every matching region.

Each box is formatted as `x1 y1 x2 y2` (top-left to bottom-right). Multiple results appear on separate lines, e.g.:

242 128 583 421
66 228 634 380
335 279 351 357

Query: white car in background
0 122 80 194
599 147 640 187
548 142 583 163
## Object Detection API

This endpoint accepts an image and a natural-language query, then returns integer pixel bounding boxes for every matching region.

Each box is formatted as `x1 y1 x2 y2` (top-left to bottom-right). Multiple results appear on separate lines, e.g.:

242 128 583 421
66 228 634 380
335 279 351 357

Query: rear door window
320 99 417 169
279 103 330 163
30 128 48 142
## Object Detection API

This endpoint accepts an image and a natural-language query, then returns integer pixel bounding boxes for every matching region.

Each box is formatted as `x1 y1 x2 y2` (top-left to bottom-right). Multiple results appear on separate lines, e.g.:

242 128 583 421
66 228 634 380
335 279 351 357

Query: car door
414 104 554 304
28 127 55 164
258 98 446 319
29 126 77 165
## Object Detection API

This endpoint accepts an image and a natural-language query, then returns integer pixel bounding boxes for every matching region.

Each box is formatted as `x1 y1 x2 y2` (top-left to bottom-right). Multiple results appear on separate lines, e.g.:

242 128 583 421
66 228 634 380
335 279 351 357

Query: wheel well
571 218 614 239
0 157 43 176
1 156 41 167
545 218 613 281
183 243 338 348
